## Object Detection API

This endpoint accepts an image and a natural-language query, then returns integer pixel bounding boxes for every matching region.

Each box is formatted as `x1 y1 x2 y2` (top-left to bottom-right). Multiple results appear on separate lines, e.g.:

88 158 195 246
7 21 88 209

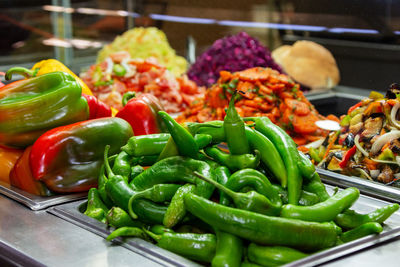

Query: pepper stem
122 91 136 107
143 228 161 241
193 171 239 201
103 145 115 178
5 67 37 81
127 194 139 219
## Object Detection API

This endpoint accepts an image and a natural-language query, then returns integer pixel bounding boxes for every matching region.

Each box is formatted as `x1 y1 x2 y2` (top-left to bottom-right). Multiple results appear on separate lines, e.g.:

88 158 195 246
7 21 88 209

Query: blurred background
0 0 399 90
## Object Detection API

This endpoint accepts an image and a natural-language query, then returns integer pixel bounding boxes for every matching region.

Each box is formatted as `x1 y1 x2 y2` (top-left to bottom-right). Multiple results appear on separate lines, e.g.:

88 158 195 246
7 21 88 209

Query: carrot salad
177 67 335 145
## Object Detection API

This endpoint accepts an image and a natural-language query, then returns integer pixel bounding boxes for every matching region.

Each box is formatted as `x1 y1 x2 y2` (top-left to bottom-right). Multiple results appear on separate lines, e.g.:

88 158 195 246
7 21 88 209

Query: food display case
1 1 400 266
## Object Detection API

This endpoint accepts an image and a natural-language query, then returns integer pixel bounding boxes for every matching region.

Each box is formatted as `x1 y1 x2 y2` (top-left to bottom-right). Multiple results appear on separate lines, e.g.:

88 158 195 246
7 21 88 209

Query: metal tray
47 201 200 267
318 169 400 203
0 181 86 211
48 185 400 267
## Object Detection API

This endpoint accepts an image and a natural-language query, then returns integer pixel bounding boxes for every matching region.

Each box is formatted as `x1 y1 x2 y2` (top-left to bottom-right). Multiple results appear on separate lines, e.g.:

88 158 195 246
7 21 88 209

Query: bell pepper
82 94 111 119
0 145 23 183
29 117 133 193
339 145 357 169
0 72 89 148
116 92 167 136
5 59 93 95
9 146 52 196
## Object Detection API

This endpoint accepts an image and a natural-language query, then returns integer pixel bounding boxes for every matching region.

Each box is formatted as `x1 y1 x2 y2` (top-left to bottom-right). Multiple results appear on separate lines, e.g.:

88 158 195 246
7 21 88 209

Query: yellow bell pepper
5 59 93 95
32 59 93 95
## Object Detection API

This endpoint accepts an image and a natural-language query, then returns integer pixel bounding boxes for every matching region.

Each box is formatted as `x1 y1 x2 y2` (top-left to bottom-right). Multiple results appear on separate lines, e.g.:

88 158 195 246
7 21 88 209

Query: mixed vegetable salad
305 84 400 185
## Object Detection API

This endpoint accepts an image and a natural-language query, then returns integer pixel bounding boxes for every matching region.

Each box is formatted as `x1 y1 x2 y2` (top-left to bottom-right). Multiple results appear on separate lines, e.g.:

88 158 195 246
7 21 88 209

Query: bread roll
272 41 340 90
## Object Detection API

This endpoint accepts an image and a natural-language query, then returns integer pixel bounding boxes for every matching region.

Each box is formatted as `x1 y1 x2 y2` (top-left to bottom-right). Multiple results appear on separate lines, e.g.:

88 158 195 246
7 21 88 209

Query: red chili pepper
347 101 363 115
116 92 167 136
339 145 357 168
82 94 111 119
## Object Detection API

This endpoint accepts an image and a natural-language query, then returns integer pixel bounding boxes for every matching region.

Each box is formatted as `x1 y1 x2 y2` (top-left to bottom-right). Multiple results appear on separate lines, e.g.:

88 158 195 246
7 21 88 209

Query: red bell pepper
339 145 357 168
29 117 133 193
347 101 363 115
82 94 111 119
9 146 52 196
116 92 167 136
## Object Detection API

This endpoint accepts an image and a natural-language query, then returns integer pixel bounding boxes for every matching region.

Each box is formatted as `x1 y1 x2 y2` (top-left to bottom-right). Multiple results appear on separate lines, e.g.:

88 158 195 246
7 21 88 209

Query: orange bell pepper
0 146 23 183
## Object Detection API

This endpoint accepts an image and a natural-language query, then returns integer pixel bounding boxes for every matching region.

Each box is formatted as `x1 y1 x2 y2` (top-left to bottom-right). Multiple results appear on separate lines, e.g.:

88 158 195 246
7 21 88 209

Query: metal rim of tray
0 181 86 211
317 168 400 203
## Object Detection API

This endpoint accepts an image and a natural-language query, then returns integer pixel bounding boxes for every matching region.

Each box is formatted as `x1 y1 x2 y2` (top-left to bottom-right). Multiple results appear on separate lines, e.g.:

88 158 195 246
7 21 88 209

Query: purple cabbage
187 32 283 87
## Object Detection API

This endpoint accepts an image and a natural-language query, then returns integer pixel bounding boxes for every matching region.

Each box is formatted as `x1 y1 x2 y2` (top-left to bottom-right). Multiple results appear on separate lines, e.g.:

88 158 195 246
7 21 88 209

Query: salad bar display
1 25 400 267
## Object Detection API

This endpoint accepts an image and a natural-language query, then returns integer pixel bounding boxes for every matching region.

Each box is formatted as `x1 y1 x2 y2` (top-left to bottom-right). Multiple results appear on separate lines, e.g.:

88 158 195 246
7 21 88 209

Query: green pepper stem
143 228 161 241
127 193 139 219
5 67 36 81
122 91 136 107
103 145 115 178
193 171 239 201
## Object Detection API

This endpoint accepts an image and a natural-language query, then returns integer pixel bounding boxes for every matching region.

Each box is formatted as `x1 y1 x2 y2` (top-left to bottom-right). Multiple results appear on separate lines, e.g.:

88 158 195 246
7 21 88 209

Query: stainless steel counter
0 194 162 267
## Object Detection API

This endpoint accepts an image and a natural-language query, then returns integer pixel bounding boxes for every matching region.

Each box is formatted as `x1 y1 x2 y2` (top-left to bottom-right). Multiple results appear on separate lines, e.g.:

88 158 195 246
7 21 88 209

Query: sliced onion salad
390 102 400 128
354 134 369 157
370 130 400 155
105 57 114 75
304 138 325 149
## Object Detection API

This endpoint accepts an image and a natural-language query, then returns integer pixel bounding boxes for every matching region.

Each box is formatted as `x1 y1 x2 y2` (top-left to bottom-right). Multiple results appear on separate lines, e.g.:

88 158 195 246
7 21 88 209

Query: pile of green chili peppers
84 92 399 267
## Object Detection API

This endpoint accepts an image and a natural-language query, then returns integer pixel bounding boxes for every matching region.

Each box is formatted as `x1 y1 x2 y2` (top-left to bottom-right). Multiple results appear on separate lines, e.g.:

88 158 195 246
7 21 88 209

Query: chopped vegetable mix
178 67 334 145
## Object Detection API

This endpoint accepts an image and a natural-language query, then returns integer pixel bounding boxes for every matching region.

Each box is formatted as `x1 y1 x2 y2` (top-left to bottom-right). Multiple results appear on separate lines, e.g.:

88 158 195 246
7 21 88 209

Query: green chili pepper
303 172 330 201
131 155 158 167
157 134 212 161
130 165 144 181
212 229 243 267
106 227 147 241
150 225 174 235
130 156 214 199
308 147 321 163
224 92 250 155
214 166 231 206
128 184 181 219
84 188 109 223
106 207 143 228
145 230 217 263
97 165 113 208
226 169 282 208
335 203 399 229
163 184 196 228
186 121 225 143
272 184 319 206
297 151 315 180
204 146 260 172
103 145 167 224
112 151 133 180
281 187 360 222
194 171 281 216
184 193 337 251
247 243 308 267
244 127 287 188
122 134 170 156
156 136 179 161
112 64 127 77
158 111 199 159
246 117 302 205
340 222 383 243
